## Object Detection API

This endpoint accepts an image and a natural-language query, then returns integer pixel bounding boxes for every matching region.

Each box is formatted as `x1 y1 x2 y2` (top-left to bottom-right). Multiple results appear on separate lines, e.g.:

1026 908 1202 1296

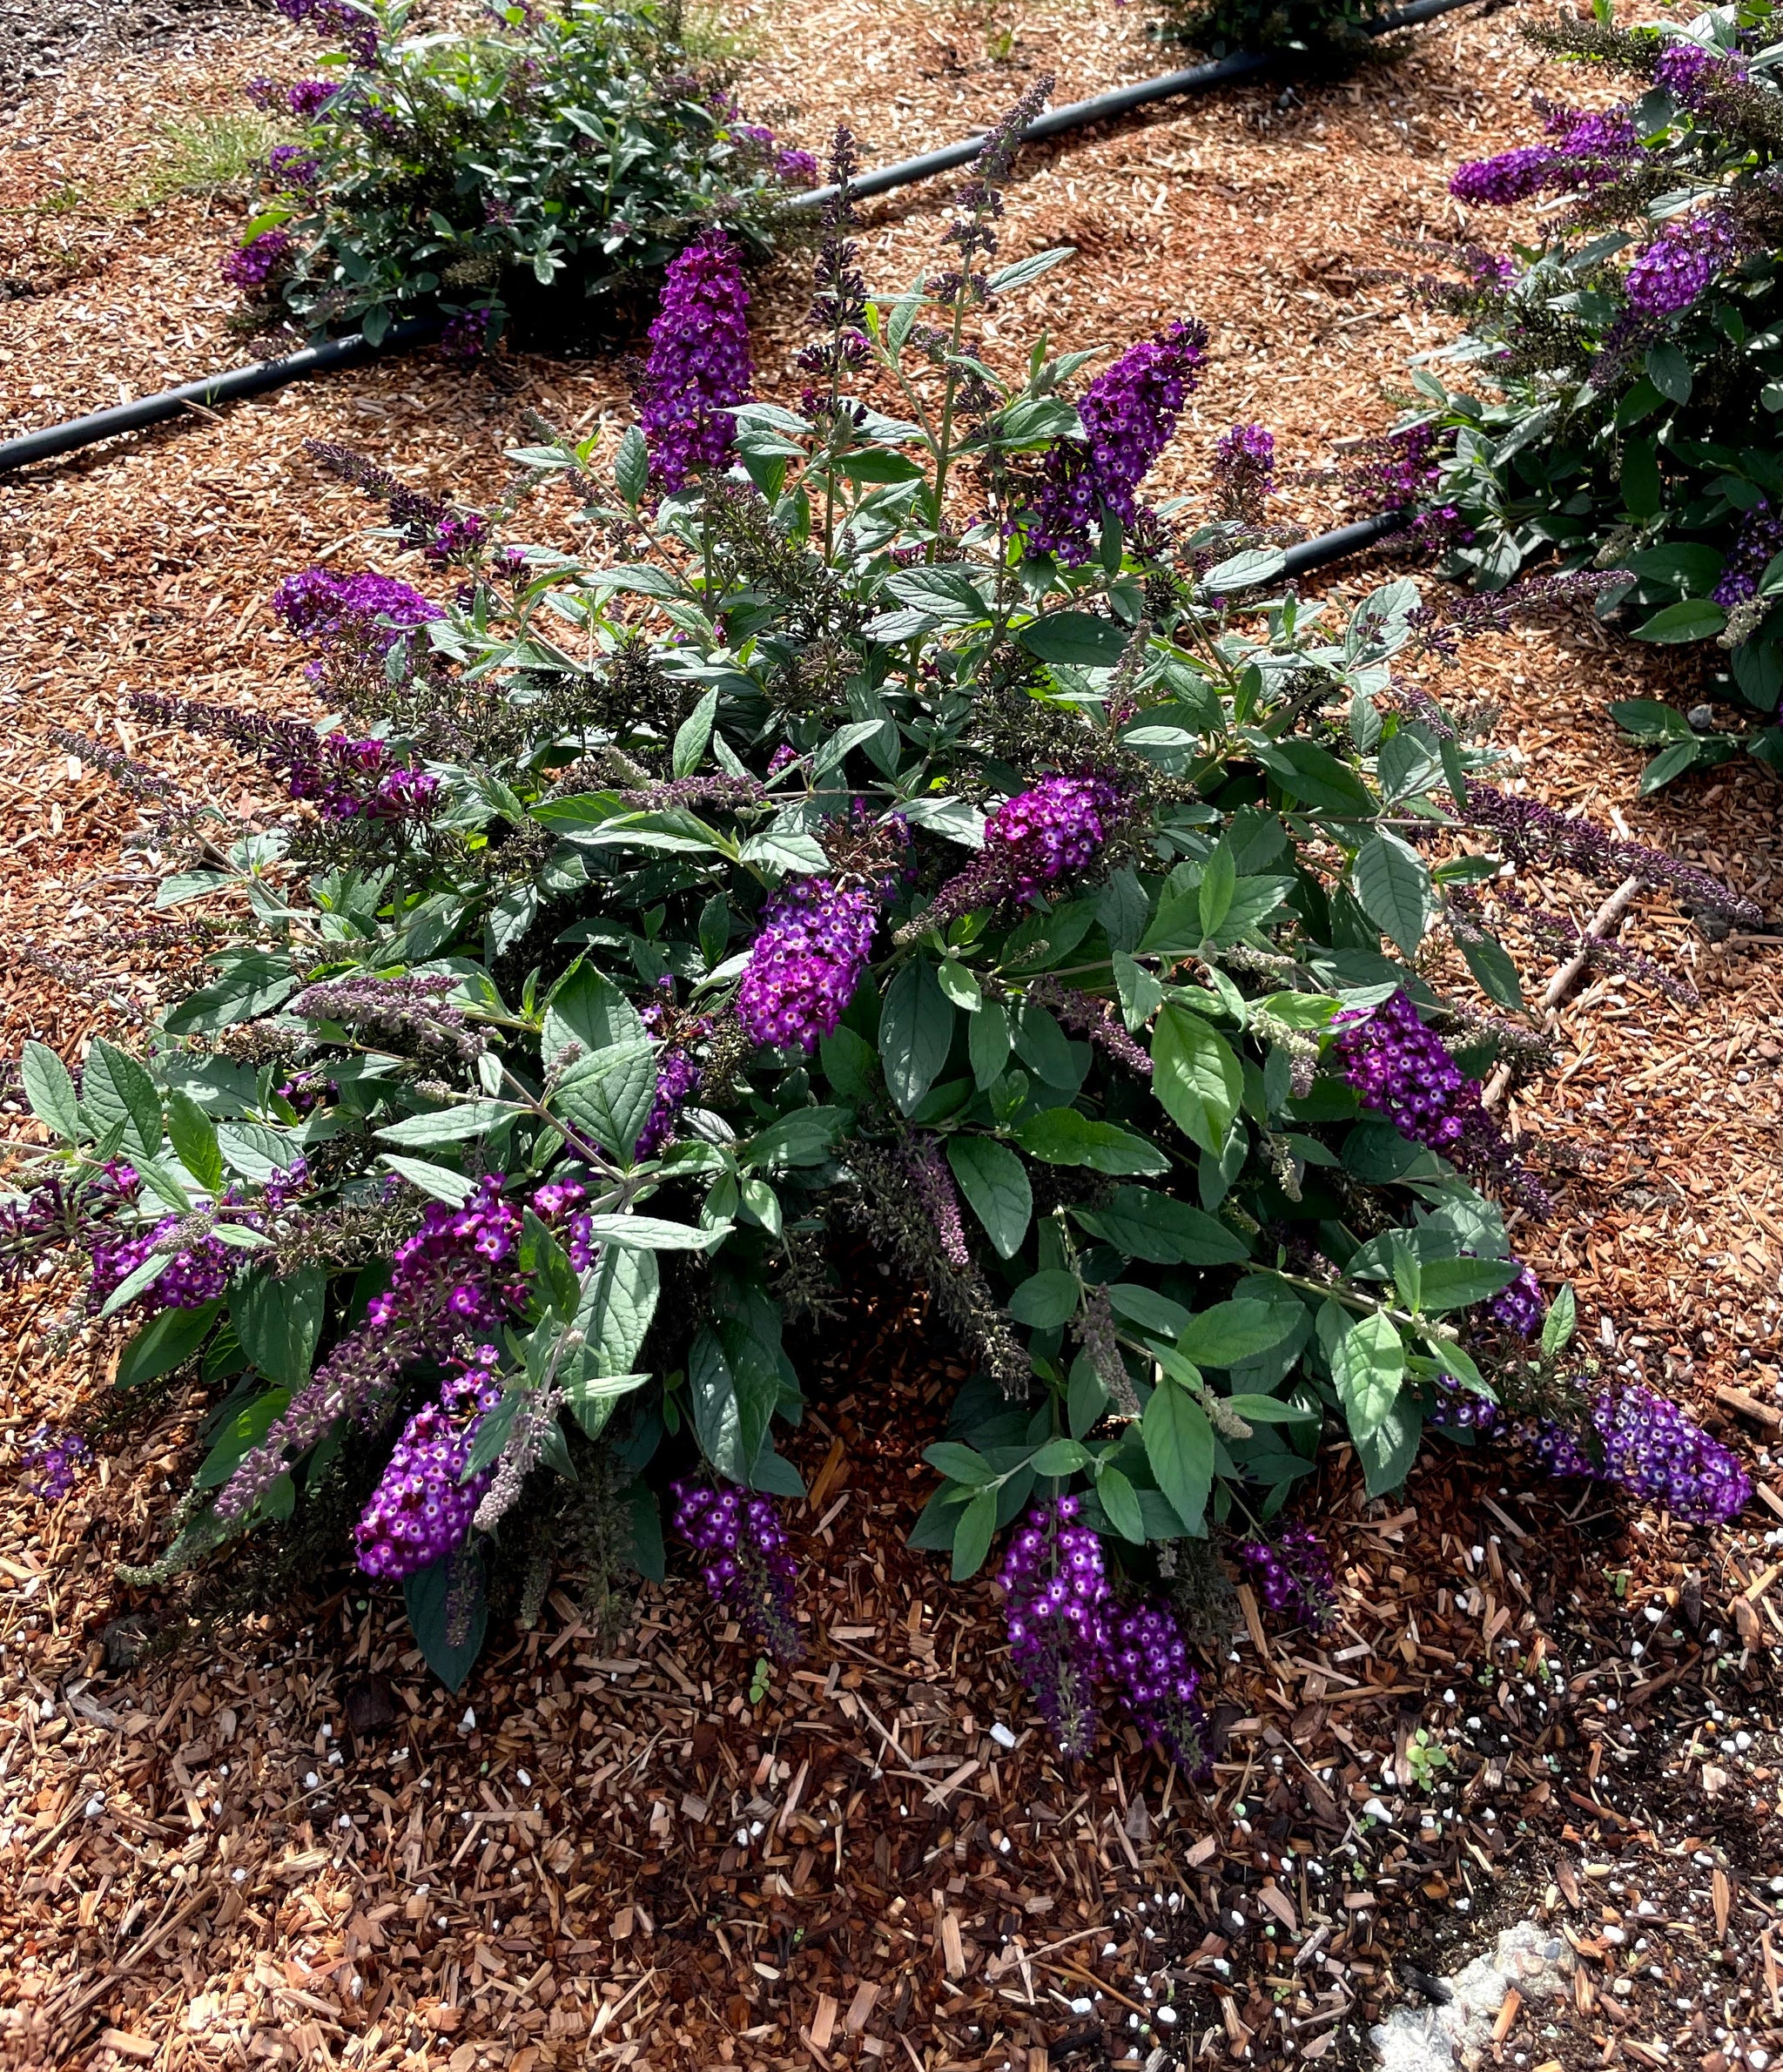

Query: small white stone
305 1771 320 1790
83 1794 104 1818
1069 1998 1093 2015
517 1768 531 1786
459 1708 476 1732
1157 2008 1178 2026
990 1722 1017 1749
231 1867 246 1883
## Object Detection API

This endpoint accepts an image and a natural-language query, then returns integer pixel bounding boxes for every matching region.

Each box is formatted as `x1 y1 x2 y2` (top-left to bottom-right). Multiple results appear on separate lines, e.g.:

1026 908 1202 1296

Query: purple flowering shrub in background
13 103 1755 1726
225 0 814 348
1401 3 1783 784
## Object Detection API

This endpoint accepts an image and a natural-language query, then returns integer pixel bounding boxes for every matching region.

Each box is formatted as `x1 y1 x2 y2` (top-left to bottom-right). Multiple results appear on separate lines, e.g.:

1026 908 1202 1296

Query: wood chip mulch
0 3 1781 2069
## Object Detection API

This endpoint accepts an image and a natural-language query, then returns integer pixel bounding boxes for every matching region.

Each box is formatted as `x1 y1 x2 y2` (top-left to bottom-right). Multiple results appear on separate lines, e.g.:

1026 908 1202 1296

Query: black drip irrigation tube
0 318 440 476
0 0 1482 481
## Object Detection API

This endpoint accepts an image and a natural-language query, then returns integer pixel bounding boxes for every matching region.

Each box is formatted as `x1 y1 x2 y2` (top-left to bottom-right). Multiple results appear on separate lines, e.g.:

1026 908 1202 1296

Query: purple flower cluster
1000 1494 1113 1759
1450 146 1557 208
1236 1524 1336 1631
1346 421 1463 543
777 147 819 185
1713 500 1783 605
636 230 753 494
268 145 320 194
1028 320 1208 562
671 1482 804 1662
20 1426 93 1504
440 308 497 363
1450 110 1638 208
737 878 879 1053
1213 421 1275 522
1625 210 1743 317
1 1163 138 1290
1486 1262 1545 1336
272 0 377 64
1533 1382 1751 1525
1654 40 1747 108
367 1176 524 1335
986 774 1126 902
284 733 441 821
272 567 441 650
1107 1599 1208 1774
222 230 293 295
637 987 709 1158
287 77 340 118
89 1216 235 1315
1333 990 1544 1208
353 1360 503 1578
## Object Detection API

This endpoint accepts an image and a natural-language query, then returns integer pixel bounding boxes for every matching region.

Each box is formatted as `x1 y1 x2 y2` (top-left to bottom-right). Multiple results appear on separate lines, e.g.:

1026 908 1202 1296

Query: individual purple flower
1213 421 1275 523
1108 1598 1209 1773
1237 1524 1336 1631
636 230 753 494
354 1358 503 1578
1712 500 1783 606
671 1482 804 1662
1000 1494 1114 1759
1331 990 1547 1211
1625 210 1743 317
736 878 878 1052
222 229 293 295
268 145 320 193
1027 320 1208 562
1531 1382 1750 1525
20 1426 93 1504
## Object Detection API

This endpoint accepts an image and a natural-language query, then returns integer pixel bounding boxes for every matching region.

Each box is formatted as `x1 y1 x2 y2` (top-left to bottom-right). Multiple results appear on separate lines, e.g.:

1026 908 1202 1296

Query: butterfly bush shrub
231 0 814 347
1404 0 1783 788
14 109 1750 1739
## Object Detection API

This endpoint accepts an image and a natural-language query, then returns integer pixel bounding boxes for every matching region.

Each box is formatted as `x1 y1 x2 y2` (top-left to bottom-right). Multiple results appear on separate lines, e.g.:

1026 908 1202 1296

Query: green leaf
20 1042 80 1141
380 1154 477 1205
672 688 720 778
1174 1298 1300 1368
1016 611 1131 668
195 1385 290 1488
1199 844 1236 939
1632 599 1726 643
1353 831 1433 959
1013 1108 1169 1174
575 1243 659 1376
1329 1308 1404 1443
1620 436 1662 520
924 1442 994 1486
98 1250 172 1319
1355 1394 1423 1498
625 1481 666 1582
165 1089 225 1194
1093 1463 1146 1542
542 962 646 1070
1008 1269 1080 1329
1074 1186 1250 1265
404 1548 488 1692
230 1268 326 1389
576 1214 730 1251
615 425 650 508
554 1042 662 1160
946 1136 1033 1259
1151 1006 1242 1156
1416 1256 1521 1313
819 1026 878 1103
1457 928 1524 1011
879 960 954 1113
163 951 297 1035
1203 547 1286 592
1031 1437 1088 1477
1644 342 1692 406
952 1487 999 1580
1253 740 1375 817
81 1039 163 1162
1541 1282 1577 1356
969 998 1013 1088
1141 1376 1213 1534
375 1099 521 1148
1639 738 1704 792
114 1301 222 1390
1223 1390 1318 1424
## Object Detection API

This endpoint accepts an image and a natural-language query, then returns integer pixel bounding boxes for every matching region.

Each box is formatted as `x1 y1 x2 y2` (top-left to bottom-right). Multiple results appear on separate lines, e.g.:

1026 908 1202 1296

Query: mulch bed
0 1 1781 2068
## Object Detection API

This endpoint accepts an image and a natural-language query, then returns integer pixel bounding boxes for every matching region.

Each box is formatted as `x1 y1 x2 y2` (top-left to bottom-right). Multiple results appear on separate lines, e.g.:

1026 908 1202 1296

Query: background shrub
230 0 815 348
1407 2 1783 788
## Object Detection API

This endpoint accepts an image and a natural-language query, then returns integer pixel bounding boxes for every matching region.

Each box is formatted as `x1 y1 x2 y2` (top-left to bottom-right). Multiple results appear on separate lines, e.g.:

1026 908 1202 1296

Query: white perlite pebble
1371 1921 1574 2072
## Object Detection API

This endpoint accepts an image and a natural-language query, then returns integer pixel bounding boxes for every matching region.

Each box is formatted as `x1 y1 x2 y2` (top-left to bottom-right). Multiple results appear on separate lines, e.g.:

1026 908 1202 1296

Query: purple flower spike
1450 147 1558 207
1625 210 1743 317
222 229 293 294
1486 1262 1545 1337
671 1482 804 1662
354 1358 503 1578
637 230 754 494
737 878 880 1053
1237 1524 1336 1631
1714 500 1783 606
999 1494 1114 1759
1214 421 1275 522
1532 1382 1750 1525
1108 1598 1209 1774
1028 320 1208 563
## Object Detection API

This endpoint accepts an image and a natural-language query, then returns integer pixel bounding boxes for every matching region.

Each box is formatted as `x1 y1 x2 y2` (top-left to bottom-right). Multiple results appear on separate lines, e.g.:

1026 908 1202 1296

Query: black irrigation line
0 0 1484 481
